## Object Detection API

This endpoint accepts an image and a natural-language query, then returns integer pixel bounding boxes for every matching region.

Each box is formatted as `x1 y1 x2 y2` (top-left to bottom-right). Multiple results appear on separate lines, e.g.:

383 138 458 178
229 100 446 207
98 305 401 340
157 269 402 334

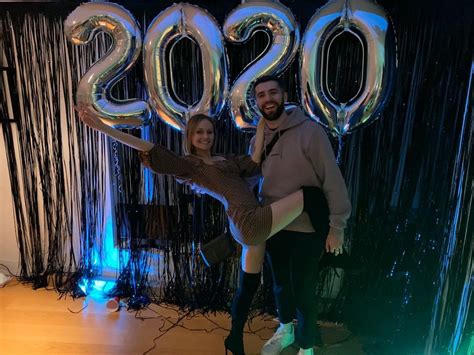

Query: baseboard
0 259 18 288
0 259 19 276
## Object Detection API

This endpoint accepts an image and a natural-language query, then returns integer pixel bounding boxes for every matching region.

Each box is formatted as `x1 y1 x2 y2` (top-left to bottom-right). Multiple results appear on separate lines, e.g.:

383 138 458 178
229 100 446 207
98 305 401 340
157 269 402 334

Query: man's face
254 80 286 121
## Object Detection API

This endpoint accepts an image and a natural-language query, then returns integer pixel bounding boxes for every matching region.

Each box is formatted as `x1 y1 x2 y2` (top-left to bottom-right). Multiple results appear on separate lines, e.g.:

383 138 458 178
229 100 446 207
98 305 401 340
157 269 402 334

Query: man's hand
325 228 344 256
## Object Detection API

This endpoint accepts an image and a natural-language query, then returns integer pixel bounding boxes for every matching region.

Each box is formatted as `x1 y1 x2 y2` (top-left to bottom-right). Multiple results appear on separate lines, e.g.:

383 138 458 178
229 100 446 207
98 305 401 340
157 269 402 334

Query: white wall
0 126 19 275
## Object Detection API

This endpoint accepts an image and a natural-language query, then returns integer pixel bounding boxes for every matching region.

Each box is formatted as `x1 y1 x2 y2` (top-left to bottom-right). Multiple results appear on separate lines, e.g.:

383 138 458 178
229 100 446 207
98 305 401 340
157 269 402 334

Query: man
252 75 351 355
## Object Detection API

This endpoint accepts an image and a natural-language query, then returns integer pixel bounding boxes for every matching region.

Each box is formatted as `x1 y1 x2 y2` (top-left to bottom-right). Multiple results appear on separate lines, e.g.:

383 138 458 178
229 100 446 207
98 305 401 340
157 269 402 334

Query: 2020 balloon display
65 0 395 135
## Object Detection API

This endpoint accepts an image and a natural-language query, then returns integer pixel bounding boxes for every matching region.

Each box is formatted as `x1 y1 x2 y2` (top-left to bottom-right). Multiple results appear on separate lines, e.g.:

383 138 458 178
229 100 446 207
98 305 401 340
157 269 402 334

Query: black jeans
266 230 325 349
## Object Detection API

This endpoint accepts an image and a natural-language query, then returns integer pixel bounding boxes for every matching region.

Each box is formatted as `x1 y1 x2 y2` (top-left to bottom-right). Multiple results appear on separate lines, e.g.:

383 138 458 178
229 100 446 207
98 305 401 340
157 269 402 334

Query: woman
76 106 327 355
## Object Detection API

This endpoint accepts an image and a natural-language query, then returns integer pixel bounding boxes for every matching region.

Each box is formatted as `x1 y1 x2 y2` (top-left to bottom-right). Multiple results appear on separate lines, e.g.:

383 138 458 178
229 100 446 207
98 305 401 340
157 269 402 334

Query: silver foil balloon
143 3 229 132
223 1 300 131
300 0 396 136
64 2 151 128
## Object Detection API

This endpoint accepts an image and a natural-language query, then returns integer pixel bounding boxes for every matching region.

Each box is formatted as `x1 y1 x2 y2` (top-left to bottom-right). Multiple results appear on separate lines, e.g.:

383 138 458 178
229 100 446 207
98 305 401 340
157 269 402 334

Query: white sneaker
297 348 314 355
261 323 295 355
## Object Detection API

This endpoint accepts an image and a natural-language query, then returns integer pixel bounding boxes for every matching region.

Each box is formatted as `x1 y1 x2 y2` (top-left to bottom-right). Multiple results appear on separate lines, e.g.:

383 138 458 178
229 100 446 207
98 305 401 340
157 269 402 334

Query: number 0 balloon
143 3 228 132
300 0 396 136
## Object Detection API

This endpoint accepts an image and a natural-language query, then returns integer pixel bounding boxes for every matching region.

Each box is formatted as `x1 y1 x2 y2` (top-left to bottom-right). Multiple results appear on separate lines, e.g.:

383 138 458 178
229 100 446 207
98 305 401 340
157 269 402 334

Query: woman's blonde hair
183 114 216 155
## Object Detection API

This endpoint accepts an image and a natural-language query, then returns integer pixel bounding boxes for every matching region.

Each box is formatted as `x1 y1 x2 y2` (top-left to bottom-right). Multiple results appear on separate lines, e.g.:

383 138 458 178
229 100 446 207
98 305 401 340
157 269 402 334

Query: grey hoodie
252 106 351 233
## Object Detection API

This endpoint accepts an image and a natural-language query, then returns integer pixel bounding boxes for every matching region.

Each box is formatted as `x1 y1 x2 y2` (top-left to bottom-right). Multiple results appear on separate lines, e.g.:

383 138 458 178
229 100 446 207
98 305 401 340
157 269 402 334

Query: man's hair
252 75 286 94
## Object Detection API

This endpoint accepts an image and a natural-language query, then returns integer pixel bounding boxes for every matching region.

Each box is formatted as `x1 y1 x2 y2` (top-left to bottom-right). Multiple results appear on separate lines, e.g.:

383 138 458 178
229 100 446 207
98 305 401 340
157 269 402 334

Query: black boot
224 269 260 355
302 186 330 238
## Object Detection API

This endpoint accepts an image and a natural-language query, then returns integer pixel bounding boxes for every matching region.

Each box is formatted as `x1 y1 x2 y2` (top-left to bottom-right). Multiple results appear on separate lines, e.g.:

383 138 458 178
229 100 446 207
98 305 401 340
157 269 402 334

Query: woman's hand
256 117 266 139
75 104 109 132
73 104 154 152
250 118 266 164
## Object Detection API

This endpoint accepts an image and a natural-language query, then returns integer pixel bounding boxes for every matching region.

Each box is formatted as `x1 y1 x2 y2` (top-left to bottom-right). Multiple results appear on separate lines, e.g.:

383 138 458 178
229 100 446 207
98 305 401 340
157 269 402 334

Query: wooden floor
0 281 364 354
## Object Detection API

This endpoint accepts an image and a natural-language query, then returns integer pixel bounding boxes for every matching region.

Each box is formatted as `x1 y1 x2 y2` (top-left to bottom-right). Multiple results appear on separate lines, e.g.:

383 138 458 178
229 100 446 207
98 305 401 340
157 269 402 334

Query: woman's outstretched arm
251 118 265 164
76 105 196 177
76 105 154 152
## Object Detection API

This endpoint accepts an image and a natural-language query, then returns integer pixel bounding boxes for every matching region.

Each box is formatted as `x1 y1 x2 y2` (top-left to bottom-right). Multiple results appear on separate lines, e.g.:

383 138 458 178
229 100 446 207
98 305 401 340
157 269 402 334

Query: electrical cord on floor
67 302 89 314
0 268 357 351
142 309 194 355
139 303 275 355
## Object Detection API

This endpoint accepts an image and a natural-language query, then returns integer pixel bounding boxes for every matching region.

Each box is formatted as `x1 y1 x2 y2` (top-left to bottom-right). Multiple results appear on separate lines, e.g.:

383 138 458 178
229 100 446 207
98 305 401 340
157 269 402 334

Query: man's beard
260 101 285 121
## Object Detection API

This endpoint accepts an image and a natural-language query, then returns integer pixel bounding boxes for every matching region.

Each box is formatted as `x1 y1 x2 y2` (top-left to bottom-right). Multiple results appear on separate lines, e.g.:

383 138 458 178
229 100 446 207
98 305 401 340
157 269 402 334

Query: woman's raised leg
267 187 329 240
268 190 304 238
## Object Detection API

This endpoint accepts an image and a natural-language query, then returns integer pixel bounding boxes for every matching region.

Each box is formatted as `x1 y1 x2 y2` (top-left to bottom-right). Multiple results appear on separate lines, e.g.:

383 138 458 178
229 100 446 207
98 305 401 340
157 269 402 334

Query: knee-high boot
224 269 260 355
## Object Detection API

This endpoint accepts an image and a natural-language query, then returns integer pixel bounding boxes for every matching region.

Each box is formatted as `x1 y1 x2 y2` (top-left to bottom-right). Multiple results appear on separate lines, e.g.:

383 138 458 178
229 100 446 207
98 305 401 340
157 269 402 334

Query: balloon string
112 140 123 194
336 135 344 165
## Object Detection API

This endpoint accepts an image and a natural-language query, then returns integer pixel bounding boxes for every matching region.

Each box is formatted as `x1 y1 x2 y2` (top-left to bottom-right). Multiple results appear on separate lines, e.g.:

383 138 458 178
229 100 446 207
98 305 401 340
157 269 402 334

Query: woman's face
191 119 214 154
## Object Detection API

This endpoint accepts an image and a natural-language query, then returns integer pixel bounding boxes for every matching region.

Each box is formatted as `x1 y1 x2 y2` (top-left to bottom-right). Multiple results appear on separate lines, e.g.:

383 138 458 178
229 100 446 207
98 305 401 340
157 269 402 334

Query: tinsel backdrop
0 1 472 354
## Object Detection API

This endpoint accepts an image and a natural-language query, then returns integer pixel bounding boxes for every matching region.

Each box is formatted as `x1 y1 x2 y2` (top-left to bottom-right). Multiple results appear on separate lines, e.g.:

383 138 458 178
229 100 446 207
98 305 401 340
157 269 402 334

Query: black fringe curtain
1 1 473 353
0 12 85 289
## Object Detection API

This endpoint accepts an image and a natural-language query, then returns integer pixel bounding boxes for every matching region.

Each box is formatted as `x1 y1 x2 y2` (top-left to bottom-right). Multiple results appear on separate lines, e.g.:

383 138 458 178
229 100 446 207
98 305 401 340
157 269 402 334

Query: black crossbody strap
261 128 289 163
